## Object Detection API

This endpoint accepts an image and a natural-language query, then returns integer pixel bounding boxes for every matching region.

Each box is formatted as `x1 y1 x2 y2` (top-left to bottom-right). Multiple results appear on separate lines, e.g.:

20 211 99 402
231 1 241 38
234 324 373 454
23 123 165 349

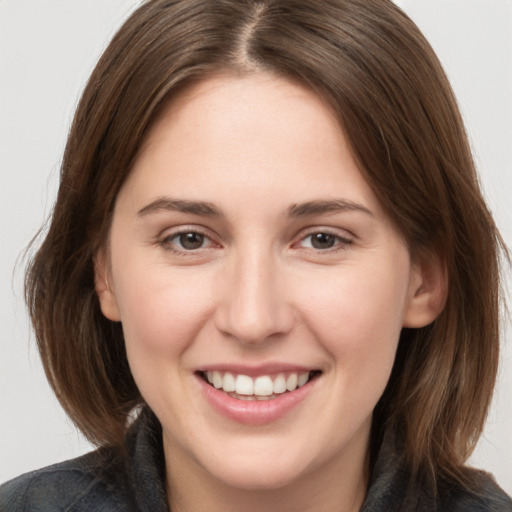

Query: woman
1 0 510 510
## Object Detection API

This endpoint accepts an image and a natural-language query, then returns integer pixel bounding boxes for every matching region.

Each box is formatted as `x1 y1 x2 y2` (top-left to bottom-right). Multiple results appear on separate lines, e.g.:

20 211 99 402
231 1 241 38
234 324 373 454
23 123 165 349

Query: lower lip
197 375 316 425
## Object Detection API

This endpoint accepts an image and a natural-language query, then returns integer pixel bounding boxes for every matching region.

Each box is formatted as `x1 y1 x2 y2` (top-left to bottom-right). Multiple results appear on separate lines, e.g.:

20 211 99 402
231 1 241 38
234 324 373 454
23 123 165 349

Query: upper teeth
205 371 310 396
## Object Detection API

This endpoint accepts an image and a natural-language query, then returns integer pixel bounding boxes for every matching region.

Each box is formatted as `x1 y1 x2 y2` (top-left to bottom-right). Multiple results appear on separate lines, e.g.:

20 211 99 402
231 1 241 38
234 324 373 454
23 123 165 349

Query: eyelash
158 228 215 255
296 230 353 253
157 228 353 255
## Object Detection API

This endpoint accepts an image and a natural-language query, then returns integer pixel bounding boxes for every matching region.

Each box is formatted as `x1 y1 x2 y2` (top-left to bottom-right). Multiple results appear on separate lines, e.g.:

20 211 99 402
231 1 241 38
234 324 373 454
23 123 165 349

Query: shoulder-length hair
26 0 506 493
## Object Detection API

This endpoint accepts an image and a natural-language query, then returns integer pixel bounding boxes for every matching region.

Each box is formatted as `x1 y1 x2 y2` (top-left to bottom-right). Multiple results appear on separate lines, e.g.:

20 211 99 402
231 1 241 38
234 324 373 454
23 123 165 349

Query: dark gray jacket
1 408 511 511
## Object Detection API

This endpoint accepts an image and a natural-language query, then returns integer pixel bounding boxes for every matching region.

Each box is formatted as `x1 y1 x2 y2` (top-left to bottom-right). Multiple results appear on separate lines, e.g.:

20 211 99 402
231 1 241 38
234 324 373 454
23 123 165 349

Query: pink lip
196 372 318 426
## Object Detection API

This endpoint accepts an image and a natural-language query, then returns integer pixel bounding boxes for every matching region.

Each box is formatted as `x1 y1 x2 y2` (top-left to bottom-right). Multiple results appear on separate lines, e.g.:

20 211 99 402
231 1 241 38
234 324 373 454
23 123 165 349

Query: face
97 74 438 496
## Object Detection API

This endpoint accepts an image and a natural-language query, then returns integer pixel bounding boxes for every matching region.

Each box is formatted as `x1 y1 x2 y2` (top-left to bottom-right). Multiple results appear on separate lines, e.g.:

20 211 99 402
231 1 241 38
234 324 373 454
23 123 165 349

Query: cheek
112 262 214 359
296 260 410 375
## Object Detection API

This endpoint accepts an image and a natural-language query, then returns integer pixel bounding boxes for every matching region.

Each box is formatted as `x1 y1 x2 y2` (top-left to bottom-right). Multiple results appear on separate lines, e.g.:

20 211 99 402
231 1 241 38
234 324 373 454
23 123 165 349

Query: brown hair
26 0 506 495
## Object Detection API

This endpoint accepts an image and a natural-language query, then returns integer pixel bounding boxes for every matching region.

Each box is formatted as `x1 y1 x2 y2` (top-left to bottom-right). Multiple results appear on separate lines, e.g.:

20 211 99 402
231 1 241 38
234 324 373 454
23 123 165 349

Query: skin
96 74 445 512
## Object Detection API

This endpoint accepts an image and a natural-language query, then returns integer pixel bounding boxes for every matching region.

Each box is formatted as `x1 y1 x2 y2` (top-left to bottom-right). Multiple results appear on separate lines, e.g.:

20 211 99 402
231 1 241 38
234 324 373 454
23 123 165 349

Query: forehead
142 73 344 157
118 73 384 219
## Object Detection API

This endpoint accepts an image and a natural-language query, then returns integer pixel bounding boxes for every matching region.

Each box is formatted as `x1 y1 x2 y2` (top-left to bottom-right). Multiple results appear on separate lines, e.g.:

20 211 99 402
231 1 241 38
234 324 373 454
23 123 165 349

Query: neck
163 432 370 512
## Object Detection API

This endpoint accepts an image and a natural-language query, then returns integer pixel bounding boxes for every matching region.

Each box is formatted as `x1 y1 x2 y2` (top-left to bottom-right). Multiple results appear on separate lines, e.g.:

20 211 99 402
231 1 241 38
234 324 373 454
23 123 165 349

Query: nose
214 249 295 345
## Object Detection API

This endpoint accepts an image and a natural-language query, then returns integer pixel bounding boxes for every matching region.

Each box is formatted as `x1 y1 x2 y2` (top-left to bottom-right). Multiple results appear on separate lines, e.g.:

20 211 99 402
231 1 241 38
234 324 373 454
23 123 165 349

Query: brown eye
178 232 206 250
310 233 336 249
296 231 353 252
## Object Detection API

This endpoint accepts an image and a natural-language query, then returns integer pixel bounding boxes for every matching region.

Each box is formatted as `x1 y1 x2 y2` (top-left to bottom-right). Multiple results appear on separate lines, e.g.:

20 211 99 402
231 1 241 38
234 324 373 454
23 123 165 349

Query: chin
200 449 311 492
214 465 303 492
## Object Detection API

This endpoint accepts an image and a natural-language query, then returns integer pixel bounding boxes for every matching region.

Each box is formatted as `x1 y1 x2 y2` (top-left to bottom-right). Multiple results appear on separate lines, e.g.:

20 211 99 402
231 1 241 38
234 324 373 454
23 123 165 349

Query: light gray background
1 0 511 493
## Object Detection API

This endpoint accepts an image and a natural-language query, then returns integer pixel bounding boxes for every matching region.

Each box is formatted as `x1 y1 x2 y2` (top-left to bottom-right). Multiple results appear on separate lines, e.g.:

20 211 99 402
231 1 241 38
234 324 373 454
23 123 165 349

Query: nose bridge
215 243 293 344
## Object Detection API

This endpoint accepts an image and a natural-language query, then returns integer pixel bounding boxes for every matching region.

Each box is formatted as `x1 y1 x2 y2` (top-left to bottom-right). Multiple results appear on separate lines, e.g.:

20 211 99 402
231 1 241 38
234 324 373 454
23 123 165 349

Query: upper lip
196 363 320 377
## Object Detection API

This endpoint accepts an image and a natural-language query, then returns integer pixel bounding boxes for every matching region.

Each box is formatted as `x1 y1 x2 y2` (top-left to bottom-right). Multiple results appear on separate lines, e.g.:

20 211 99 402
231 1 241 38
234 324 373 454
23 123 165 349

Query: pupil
180 233 204 250
311 233 335 249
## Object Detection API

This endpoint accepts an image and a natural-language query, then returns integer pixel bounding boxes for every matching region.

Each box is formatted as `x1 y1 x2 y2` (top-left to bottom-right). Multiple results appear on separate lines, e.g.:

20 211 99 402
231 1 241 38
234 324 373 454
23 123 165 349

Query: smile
197 368 321 425
200 370 321 401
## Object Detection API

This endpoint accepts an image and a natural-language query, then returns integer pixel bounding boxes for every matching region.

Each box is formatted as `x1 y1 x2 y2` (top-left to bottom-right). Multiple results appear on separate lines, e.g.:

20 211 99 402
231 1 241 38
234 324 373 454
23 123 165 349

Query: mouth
197 370 322 401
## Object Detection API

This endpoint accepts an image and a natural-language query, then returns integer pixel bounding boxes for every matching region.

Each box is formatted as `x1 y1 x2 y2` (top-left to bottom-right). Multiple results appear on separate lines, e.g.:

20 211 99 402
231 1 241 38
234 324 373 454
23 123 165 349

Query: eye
176 232 207 250
307 233 337 249
161 230 214 252
298 231 352 251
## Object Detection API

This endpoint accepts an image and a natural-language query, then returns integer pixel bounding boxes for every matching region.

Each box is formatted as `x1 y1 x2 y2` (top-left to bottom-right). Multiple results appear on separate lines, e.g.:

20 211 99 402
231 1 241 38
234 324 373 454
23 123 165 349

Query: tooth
254 376 273 396
223 372 235 392
298 372 309 387
235 374 254 395
286 373 298 391
206 371 213 384
212 371 223 389
273 374 287 394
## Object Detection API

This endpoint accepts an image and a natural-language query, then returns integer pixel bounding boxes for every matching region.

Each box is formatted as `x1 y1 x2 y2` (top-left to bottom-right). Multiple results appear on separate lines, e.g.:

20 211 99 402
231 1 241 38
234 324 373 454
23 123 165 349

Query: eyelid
155 224 354 255
157 225 220 254
293 227 354 251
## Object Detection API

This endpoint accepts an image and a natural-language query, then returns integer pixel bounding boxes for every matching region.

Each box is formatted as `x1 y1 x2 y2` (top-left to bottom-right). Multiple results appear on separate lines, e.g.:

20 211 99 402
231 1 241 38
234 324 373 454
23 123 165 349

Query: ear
402 251 447 328
94 247 121 322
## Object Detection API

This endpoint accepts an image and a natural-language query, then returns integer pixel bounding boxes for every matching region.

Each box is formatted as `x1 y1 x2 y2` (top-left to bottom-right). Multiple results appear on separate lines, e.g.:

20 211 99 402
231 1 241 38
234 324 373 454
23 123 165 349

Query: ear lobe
402 253 447 328
94 248 121 322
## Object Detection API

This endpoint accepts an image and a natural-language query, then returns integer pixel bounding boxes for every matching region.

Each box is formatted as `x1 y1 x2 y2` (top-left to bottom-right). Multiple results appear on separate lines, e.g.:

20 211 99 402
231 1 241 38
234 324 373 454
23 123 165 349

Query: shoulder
0 408 168 512
438 470 512 512
0 449 132 512
364 438 512 512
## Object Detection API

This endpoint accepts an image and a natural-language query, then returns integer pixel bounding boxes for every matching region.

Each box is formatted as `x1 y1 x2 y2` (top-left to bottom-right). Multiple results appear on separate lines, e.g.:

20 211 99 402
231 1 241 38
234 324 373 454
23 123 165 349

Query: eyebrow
287 199 373 217
137 197 372 219
137 198 224 218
